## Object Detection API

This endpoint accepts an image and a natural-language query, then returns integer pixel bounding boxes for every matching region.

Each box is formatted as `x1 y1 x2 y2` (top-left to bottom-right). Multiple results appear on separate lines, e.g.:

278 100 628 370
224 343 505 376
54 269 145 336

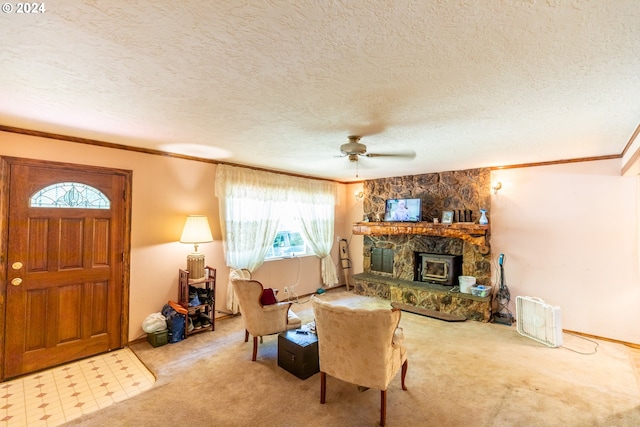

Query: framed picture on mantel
441 211 454 224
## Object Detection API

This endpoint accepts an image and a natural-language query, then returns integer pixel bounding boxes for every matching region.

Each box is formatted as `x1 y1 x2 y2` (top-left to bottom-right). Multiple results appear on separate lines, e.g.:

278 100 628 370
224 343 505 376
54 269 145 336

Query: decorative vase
479 209 488 225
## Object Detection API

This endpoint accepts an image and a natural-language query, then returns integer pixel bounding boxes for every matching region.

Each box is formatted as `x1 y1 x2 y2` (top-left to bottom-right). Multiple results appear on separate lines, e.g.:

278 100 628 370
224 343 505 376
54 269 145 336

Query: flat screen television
384 198 421 222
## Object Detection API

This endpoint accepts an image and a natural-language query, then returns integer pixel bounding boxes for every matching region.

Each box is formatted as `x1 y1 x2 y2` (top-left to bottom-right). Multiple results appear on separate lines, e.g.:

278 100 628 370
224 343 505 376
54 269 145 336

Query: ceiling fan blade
364 151 416 160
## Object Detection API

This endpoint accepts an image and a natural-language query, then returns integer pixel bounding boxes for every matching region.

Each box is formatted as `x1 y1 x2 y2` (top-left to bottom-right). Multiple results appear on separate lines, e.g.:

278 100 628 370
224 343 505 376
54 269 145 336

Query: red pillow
261 288 278 305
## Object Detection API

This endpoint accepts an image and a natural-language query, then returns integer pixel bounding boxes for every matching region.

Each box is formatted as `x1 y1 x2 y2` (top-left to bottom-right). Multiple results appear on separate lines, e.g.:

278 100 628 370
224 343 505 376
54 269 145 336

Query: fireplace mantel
352 221 489 250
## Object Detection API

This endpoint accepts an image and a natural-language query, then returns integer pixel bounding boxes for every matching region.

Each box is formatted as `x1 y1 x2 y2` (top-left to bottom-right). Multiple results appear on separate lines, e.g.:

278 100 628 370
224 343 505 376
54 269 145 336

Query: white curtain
291 178 340 287
215 165 287 313
227 268 251 315
215 165 340 312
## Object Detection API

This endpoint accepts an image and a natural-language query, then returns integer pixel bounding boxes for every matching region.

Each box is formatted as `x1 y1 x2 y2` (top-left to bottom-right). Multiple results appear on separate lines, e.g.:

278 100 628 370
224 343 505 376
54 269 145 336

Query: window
267 230 307 258
30 182 110 209
265 206 311 260
215 164 338 280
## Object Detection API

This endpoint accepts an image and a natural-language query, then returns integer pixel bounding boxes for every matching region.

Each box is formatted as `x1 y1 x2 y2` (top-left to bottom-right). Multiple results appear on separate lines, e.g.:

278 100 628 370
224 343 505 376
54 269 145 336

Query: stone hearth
353 273 491 322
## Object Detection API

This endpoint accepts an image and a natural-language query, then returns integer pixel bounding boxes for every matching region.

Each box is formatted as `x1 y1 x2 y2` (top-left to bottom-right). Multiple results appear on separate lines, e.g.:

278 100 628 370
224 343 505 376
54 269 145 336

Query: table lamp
180 215 213 280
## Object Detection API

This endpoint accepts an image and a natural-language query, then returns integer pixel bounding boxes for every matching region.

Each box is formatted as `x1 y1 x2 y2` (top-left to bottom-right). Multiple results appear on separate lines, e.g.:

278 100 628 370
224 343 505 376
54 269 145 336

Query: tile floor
0 348 155 427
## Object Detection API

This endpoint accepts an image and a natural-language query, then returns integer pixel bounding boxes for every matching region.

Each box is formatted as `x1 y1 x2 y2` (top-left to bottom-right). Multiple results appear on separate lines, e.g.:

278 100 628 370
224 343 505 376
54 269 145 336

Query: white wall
344 159 640 344
622 127 640 176
491 159 640 344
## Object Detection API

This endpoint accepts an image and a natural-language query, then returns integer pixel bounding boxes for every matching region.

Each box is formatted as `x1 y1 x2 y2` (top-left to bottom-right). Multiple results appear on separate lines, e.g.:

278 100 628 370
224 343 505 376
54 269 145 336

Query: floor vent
516 296 563 348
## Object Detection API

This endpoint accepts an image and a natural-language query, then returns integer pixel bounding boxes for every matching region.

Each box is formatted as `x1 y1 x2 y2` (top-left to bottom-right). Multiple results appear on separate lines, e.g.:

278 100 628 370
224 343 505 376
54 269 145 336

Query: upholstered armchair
231 278 302 361
311 296 408 427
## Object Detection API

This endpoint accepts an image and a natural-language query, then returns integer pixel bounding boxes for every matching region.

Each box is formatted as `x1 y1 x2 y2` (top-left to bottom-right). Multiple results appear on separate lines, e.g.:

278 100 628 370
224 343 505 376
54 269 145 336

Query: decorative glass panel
30 182 110 209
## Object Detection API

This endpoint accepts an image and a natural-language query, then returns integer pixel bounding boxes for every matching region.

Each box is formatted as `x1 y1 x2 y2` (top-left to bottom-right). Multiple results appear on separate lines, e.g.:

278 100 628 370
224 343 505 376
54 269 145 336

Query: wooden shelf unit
178 266 216 336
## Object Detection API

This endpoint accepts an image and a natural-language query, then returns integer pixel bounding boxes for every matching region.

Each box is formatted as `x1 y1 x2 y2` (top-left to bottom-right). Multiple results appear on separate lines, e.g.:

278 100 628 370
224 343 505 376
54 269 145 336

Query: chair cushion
287 311 302 329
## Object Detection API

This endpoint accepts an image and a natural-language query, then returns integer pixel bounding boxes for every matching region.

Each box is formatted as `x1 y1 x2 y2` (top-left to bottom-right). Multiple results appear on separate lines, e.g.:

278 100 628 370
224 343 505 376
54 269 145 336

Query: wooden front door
2 158 130 380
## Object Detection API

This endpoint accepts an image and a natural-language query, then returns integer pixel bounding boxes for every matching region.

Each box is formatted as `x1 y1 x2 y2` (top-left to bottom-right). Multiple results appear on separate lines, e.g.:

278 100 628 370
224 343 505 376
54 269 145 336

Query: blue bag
161 303 185 343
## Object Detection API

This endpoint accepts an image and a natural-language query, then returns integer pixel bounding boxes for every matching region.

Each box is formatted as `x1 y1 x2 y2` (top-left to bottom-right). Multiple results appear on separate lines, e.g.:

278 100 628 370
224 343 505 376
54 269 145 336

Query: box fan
515 296 563 348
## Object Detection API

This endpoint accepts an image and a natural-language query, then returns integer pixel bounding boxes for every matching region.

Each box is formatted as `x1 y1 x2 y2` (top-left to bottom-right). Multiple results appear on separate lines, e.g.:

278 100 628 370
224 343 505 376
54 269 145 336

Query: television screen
384 198 421 222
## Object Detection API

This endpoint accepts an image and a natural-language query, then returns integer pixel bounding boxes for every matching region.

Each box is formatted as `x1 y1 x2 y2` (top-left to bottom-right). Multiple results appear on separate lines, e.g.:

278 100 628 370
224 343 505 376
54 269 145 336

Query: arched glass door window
30 182 110 209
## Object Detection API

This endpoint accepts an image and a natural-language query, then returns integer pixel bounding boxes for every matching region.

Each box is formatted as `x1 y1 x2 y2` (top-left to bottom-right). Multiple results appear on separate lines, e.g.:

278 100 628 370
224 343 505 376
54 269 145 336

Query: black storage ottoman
277 329 319 380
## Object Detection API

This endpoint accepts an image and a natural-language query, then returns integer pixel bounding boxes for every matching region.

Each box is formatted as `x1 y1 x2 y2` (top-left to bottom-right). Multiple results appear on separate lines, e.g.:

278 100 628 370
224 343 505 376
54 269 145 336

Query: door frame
0 156 132 380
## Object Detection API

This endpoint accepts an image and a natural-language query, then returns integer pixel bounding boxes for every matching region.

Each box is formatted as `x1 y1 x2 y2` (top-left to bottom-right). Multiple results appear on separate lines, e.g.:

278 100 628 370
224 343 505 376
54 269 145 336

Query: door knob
11 262 23 270
11 278 22 286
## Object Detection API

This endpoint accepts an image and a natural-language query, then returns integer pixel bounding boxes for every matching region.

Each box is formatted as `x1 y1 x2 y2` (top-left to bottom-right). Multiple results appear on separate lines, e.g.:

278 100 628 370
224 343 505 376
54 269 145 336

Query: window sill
264 253 314 262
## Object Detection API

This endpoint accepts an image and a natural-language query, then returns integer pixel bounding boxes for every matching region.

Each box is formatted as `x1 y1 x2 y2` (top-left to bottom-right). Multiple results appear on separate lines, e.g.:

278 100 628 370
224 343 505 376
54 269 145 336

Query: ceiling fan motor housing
340 135 367 158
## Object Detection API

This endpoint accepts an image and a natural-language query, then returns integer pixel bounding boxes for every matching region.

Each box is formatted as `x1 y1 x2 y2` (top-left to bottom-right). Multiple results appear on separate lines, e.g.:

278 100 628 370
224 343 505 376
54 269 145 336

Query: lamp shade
180 215 213 244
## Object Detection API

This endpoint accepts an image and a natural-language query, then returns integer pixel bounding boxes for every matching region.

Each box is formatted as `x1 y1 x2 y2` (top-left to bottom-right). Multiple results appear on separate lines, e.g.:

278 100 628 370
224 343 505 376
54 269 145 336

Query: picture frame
441 211 454 224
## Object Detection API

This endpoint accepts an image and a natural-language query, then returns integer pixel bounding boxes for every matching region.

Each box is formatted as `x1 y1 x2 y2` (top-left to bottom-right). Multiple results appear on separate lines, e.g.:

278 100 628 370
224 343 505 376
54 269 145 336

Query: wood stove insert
414 253 462 286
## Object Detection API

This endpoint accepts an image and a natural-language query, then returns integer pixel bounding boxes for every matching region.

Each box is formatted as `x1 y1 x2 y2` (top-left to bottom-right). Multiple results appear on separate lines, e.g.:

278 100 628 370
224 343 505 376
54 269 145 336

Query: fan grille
516 296 563 347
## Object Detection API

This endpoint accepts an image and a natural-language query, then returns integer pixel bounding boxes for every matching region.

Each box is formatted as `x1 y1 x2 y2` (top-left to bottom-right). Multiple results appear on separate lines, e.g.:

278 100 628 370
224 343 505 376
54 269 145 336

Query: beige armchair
231 278 302 361
311 295 408 427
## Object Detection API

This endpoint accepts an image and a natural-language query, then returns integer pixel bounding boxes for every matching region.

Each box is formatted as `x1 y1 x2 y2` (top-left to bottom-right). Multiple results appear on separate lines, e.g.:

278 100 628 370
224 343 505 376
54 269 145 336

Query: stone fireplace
352 168 493 321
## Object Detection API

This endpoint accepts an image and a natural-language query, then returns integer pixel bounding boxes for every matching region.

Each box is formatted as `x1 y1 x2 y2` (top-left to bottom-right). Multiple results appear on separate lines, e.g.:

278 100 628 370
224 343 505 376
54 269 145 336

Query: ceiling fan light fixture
340 135 367 157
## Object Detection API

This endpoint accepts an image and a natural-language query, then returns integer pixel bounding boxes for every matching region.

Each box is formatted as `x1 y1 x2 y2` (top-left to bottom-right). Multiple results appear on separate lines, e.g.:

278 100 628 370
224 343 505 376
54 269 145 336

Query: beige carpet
64 289 640 427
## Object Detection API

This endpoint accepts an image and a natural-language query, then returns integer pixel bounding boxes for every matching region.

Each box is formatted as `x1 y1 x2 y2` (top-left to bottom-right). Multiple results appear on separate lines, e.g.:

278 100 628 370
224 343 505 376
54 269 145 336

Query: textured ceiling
1 1 639 182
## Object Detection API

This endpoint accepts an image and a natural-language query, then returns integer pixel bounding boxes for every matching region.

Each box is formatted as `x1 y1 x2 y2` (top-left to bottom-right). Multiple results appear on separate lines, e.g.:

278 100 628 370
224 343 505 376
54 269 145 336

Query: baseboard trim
564 329 640 349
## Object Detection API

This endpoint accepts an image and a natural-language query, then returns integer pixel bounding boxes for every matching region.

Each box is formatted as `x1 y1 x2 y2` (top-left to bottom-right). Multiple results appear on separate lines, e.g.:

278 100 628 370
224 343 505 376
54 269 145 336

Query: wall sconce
354 190 364 202
180 215 213 280
491 181 502 194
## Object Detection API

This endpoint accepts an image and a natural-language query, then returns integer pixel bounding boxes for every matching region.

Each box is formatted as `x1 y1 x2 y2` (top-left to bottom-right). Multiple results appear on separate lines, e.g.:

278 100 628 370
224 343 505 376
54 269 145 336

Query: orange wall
340 183 365 287
0 131 346 341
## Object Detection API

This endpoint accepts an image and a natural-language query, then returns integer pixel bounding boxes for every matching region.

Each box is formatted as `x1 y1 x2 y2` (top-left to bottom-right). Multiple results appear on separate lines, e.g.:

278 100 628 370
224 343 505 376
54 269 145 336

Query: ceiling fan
339 135 416 162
